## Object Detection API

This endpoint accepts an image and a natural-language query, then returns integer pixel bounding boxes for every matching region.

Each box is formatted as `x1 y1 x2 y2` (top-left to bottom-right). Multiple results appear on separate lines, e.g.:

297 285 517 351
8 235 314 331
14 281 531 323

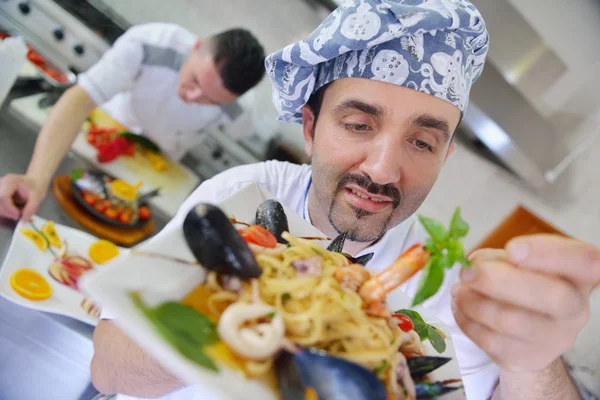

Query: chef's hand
452 235 600 373
0 174 46 221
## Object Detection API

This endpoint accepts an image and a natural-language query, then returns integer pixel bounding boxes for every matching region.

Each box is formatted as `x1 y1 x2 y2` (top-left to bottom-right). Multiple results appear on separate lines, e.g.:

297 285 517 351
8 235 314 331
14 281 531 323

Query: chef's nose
359 134 403 185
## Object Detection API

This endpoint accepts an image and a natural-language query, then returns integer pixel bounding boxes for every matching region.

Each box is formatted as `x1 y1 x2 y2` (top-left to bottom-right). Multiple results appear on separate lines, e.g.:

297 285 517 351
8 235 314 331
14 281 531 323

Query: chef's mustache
335 174 401 208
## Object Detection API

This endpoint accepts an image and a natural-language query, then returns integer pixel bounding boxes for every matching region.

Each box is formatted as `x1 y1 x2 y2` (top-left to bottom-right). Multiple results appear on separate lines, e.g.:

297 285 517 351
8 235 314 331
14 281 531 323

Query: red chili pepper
391 313 415 332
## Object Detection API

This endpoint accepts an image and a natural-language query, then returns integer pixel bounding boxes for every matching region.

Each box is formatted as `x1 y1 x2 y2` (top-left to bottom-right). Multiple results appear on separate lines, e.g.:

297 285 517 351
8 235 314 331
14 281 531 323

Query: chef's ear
302 105 316 157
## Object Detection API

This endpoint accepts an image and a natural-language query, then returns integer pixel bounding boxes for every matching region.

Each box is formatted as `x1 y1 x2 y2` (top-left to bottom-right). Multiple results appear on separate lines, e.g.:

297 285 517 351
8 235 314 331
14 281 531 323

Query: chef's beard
327 173 401 243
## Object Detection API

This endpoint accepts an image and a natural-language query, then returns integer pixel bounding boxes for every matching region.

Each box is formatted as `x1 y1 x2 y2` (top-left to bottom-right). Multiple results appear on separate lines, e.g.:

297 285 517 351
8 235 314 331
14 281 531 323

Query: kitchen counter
0 97 169 399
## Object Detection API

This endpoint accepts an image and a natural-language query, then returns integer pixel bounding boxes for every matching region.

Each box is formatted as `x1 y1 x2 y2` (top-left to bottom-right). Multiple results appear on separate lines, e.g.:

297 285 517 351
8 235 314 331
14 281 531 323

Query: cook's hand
0 174 46 221
452 235 600 373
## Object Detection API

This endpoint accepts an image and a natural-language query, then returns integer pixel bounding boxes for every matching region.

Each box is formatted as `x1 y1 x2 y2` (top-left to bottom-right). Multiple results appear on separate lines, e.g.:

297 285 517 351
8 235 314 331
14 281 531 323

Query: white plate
0 216 129 326
81 183 464 399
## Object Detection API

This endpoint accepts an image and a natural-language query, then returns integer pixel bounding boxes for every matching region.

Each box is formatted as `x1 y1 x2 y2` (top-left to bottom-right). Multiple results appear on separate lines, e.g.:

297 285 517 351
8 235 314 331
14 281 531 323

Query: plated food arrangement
71 169 153 228
125 198 470 399
0 217 125 324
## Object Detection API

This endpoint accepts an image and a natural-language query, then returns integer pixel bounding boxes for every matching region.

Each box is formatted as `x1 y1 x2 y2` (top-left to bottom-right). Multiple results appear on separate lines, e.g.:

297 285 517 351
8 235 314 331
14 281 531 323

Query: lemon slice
41 221 62 248
89 240 120 264
19 228 49 252
10 269 52 301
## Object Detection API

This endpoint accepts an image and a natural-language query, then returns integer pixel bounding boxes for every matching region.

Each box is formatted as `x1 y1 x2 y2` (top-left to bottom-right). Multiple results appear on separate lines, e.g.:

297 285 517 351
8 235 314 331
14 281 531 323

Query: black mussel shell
255 199 289 244
415 382 462 399
183 203 262 279
407 356 452 380
276 349 387 400
327 231 348 253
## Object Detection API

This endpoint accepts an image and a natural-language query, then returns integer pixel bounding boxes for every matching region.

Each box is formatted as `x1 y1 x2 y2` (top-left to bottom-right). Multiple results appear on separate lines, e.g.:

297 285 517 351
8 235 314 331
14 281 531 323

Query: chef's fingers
506 235 600 292
460 259 584 318
468 248 510 263
19 184 42 222
0 175 21 220
453 283 560 342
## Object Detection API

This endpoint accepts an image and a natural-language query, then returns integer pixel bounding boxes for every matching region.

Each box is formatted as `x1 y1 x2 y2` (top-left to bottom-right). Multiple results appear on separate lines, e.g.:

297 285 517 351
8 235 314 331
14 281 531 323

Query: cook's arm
27 26 144 189
26 85 96 187
91 319 184 397
492 359 582 400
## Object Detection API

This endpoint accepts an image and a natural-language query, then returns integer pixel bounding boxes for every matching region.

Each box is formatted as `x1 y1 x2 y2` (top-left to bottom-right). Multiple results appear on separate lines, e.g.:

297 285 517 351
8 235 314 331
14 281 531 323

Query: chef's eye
411 139 434 153
344 123 372 132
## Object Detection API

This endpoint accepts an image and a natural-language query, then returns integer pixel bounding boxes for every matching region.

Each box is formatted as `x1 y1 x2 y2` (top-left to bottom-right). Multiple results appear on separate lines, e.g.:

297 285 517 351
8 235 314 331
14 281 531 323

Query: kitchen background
1 0 599 398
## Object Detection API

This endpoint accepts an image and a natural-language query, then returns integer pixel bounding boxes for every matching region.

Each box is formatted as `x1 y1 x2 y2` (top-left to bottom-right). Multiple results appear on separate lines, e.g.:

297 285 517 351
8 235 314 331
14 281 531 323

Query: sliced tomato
241 225 277 248
391 313 415 332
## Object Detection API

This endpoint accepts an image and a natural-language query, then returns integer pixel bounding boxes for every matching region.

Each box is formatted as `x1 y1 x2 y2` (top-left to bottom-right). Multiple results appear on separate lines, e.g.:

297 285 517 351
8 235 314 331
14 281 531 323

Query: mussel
326 231 348 253
275 348 387 400
255 199 290 244
327 231 374 266
183 203 262 279
407 356 452 380
415 382 462 399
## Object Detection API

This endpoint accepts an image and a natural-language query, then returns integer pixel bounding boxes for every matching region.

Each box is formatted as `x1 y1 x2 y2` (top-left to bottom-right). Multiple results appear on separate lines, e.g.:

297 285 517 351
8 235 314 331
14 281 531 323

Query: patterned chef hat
265 0 489 123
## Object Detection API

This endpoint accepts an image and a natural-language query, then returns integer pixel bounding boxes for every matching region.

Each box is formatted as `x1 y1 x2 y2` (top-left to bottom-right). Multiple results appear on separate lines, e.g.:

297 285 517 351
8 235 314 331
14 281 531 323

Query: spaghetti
182 231 422 397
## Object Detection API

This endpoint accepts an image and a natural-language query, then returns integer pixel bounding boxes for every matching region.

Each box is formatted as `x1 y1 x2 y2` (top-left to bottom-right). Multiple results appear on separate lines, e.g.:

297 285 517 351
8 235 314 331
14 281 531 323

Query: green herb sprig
412 207 470 307
395 309 446 353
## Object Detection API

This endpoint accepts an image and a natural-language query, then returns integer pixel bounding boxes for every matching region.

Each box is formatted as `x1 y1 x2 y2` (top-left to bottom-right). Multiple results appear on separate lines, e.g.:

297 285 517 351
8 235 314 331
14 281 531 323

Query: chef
0 23 266 221
90 2 599 400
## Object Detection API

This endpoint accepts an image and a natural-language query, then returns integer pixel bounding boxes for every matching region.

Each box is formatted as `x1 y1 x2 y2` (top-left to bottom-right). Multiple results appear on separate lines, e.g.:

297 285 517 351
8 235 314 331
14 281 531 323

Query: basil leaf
153 302 218 346
129 293 219 371
282 293 292 302
70 168 84 182
395 309 429 341
427 326 447 353
443 239 465 268
418 215 448 247
265 311 276 319
395 308 447 353
411 256 445 306
449 207 469 239
424 237 437 253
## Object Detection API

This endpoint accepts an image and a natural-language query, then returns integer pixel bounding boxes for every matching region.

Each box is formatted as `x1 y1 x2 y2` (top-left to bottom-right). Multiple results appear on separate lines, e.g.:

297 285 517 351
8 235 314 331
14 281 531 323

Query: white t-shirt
78 23 237 161
111 160 499 400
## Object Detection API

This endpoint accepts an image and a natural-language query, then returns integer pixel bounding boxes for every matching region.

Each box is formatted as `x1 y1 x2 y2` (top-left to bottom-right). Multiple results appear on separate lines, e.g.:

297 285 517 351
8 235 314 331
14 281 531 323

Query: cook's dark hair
211 28 266 95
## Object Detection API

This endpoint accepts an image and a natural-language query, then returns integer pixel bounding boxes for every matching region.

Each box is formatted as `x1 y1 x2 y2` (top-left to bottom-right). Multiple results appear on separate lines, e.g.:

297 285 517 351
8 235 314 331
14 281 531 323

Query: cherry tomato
94 199 111 213
138 206 151 221
241 225 277 248
118 212 132 224
391 313 415 332
104 207 119 220
82 192 98 206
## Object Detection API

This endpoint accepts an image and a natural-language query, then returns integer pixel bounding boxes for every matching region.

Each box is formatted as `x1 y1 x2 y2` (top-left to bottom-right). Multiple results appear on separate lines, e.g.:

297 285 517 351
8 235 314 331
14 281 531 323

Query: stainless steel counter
0 97 168 399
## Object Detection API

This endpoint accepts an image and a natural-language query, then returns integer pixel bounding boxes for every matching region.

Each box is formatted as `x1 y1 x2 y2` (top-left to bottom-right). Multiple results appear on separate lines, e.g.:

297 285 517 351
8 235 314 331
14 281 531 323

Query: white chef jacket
107 160 499 400
77 23 241 161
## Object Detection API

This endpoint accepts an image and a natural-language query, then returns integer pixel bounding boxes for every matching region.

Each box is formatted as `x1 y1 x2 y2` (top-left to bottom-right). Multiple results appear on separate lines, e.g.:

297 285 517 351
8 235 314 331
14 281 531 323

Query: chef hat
265 0 489 123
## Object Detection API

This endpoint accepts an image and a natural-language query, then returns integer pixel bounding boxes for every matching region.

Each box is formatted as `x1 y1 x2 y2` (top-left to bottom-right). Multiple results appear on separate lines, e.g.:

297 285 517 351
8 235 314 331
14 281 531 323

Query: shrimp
359 244 430 304
334 263 371 291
